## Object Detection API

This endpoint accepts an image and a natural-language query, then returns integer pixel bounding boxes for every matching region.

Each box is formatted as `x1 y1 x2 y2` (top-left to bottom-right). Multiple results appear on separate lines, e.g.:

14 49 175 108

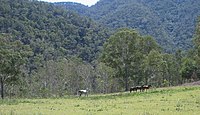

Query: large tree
188 17 200 79
191 17 200 79
139 36 161 84
0 34 30 99
193 17 200 49
101 29 143 91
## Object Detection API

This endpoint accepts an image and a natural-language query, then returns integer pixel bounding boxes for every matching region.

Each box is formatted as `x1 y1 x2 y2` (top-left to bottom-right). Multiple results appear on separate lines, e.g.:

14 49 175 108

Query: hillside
0 0 109 63
56 0 200 51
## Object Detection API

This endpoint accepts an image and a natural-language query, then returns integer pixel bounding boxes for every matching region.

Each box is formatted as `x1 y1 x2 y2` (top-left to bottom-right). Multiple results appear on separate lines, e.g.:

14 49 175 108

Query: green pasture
0 86 200 115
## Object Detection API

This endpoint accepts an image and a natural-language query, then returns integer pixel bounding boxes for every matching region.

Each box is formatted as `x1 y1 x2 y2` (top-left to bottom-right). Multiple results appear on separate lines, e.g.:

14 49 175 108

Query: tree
95 62 115 93
142 50 163 86
193 17 200 78
0 34 30 99
139 36 161 55
161 53 179 86
174 49 183 84
180 58 197 82
193 17 200 49
101 29 142 91
139 36 161 84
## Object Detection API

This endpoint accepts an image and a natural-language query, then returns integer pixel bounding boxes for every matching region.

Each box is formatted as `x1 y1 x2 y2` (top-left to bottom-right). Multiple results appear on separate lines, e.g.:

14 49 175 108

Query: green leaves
102 29 139 68
180 58 197 80
60 0 200 51
191 17 200 79
0 0 109 63
0 34 31 98
101 29 162 90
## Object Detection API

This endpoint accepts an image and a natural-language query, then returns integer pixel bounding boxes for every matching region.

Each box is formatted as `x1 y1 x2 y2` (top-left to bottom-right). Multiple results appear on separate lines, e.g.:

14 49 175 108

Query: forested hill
0 0 109 63
55 0 200 51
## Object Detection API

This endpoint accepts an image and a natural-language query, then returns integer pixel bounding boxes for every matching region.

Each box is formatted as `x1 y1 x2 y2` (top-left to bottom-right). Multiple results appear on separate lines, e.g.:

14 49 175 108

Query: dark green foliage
0 34 30 99
101 29 141 91
180 58 197 80
193 17 200 53
0 0 109 64
101 29 161 90
54 2 89 15
192 17 200 79
0 0 111 98
57 0 200 51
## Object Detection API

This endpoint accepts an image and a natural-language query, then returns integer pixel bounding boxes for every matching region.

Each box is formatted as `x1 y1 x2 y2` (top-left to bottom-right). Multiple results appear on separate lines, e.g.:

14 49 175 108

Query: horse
130 86 143 92
136 86 143 92
130 86 137 93
141 85 152 92
77 89 88 97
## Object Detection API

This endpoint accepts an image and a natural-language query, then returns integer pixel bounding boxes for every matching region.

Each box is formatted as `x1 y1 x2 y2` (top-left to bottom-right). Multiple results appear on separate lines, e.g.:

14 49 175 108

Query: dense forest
0 0 200 99
56 0 200 51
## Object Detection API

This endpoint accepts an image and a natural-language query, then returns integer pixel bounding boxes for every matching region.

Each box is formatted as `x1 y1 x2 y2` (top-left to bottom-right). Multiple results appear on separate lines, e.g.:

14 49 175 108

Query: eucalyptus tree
193 17 200 78
139 36 161 84
0 34 31 99
193 18 200 49
161 53 179 86
142 50 163 86
101 29 143 91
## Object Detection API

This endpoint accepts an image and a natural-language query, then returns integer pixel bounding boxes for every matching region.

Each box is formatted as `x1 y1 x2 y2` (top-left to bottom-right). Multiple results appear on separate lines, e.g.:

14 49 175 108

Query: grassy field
0 86 200 115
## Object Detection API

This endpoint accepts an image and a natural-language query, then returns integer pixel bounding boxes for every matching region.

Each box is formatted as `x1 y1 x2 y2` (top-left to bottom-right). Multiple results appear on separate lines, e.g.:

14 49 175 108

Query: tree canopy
0 0 109 63
57 0 200 51
101 29 160 91
0 34 31 99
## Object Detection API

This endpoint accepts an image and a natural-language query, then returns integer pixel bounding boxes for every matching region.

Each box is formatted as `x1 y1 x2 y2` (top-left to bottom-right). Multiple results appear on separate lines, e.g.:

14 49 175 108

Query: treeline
0 0 200 99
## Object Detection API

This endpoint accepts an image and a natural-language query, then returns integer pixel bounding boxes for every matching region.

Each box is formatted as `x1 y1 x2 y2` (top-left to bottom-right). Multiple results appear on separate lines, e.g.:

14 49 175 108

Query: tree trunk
145 72 148 85
0 77 4 99
125 64 128 91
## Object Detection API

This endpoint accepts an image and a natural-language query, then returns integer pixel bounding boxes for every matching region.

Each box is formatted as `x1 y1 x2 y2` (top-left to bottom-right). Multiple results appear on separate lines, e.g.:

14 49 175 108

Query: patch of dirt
181 81 200 86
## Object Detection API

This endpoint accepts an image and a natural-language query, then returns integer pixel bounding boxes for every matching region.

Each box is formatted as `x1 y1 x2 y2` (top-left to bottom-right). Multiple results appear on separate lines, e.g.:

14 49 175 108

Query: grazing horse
78 89 88 97
141 85 152 92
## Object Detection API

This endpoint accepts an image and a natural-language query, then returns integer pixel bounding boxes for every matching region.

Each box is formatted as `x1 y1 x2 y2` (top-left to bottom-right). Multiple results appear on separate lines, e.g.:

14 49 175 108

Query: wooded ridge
56 0 200 51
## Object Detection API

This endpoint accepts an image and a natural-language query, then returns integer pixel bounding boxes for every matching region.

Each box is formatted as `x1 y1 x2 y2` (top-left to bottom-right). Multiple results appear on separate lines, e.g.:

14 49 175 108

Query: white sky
40 0 100 6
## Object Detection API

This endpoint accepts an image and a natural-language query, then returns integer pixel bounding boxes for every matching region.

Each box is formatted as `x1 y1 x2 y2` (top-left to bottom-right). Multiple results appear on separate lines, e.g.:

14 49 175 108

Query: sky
40 0 100 6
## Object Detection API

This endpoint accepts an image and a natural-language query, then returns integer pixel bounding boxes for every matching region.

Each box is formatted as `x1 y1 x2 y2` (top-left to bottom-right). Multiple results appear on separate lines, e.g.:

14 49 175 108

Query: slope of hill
138 0 200 50
0 0 109 63
56 0 200 51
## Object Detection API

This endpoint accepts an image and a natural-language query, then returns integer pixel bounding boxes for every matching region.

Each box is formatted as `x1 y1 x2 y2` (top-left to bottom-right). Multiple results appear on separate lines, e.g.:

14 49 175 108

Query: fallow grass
0 86 200 115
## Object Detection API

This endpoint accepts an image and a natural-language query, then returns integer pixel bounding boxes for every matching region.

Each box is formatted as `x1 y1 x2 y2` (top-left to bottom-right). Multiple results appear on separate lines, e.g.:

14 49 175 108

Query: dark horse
130 86 143 92
130 85 152 93
130 87 137 93
141 85 152 92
